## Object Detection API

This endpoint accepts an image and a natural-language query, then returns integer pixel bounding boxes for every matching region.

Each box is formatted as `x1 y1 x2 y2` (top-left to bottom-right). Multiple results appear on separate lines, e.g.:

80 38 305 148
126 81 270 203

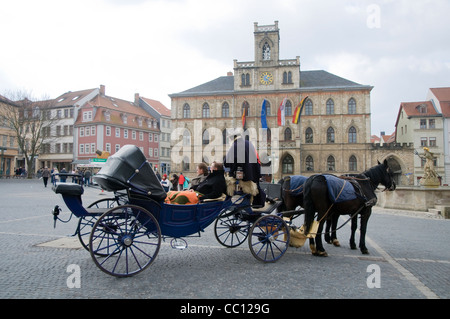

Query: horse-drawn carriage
52 145 304 277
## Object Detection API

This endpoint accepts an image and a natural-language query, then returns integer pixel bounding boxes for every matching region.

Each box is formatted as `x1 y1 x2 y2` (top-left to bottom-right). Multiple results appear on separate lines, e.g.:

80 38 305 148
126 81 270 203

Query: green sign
90 158 107 163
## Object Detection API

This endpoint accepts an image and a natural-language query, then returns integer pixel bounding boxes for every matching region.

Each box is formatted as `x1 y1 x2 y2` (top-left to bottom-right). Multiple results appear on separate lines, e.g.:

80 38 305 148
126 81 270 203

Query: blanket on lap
323 175 357 203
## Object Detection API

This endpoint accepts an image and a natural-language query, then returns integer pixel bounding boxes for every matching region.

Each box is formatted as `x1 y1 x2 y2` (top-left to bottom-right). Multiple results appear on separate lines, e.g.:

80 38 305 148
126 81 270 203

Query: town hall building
169 21 390 181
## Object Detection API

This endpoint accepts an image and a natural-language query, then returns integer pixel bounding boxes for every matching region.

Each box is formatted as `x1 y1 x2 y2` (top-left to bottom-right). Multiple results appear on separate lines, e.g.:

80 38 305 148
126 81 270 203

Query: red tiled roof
430 87 450 117
141 97 171 116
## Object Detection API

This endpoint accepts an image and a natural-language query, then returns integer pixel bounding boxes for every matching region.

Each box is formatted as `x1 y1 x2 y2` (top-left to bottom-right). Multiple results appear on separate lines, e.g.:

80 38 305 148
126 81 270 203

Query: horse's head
376 159 396 191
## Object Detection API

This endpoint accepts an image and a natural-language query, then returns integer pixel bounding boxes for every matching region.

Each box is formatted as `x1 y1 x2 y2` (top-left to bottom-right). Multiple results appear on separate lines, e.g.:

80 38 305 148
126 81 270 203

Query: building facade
169 21 387 181
74 86 160 168
0 95 19 177
138 95 172 175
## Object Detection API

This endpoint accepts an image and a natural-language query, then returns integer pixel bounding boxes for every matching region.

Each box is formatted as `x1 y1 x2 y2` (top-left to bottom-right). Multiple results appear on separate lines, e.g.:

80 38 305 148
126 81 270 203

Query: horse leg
312 220 327 257
349 215 357 250
309 238 316 255
359 209 371 254
328 214 340 247
324 219 332 244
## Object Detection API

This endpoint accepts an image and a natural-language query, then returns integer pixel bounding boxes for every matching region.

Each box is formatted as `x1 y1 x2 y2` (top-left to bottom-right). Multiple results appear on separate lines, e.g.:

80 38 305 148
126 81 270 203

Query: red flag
277 97 287 126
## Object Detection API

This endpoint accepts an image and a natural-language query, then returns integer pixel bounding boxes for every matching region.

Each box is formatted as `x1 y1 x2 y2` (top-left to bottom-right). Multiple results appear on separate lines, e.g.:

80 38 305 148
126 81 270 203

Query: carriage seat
52 182 84 196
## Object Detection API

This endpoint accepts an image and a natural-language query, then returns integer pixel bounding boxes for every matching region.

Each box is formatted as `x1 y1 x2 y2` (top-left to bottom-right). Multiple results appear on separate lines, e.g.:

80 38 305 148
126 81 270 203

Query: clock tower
234 21 300 91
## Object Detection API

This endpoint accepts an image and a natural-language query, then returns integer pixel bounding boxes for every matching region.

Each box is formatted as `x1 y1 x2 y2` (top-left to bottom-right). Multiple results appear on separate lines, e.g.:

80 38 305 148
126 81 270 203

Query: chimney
134 93 140 105
100 84 105 95
227 71 233 76
380 131 385 136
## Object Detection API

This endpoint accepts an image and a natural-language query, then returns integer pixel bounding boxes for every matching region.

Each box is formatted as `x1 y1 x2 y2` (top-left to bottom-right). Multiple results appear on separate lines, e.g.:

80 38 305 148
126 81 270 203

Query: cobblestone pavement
0 179 449 300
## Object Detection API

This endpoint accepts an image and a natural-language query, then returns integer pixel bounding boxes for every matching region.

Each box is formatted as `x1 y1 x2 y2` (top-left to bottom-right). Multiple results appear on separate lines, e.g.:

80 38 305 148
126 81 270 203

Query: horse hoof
309 244 317 255
361 249 369 254
316 251 328 257
332 239 340 247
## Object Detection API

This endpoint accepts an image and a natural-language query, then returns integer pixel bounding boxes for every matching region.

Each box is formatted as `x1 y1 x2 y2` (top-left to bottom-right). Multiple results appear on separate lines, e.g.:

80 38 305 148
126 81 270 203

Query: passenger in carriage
191 161 227 200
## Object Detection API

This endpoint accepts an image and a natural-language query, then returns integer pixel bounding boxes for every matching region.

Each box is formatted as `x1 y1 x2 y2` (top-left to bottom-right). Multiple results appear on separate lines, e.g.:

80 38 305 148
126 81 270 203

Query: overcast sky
1 0 449 135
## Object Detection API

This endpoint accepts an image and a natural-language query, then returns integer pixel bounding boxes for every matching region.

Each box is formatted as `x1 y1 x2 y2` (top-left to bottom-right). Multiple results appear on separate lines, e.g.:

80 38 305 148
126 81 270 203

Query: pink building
74 87 160 168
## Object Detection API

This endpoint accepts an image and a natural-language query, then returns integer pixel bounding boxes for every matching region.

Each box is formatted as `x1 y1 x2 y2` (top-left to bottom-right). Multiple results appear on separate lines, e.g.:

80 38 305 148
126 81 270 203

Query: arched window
266 100 271 116
182 156 190 171
262 42 271 60
327 155 335 171
326 98 334 115
306 155 314 171
284 127 292 140
202 103 210 118
348 126 357 143
285 100 292 116
241 73 250 86
222 102 230 117
222 129 227 145
349 155 357 171
327 127 335 143
242 101 250 116
288 71 292 83
182 129 190 146
202 129 209 145
305 127 313 143
283 72 288 84
304 99 313 115
348 98 356 114
282 154 294 174
183 103 190 118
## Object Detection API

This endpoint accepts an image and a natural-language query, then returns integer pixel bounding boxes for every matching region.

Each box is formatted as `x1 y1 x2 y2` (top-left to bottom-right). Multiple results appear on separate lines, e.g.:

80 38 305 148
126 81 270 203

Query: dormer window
137 117 142 127
121 114 127 124
104 111 111 121
262 42 271 60
418 104 427 114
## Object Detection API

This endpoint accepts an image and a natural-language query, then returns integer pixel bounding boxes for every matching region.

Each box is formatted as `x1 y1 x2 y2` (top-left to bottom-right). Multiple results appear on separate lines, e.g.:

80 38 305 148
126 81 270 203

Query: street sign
90 158 107 163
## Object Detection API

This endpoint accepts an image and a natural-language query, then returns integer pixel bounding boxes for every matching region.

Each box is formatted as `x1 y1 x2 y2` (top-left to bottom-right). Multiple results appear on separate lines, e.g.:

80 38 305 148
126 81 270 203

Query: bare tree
0 90 57 178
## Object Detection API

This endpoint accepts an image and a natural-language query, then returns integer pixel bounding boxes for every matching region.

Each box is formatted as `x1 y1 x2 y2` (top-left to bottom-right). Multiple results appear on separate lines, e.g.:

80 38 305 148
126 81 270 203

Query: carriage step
52 183 84 196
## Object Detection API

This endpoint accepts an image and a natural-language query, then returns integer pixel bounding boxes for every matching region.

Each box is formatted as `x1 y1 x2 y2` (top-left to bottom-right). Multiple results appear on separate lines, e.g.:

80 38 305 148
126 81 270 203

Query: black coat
224 137 261 183
192 170 226 200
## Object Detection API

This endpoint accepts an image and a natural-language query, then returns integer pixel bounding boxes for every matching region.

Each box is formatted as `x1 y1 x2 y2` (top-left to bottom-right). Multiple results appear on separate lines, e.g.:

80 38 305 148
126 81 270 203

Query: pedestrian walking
41 167 51 187
178 172 185 191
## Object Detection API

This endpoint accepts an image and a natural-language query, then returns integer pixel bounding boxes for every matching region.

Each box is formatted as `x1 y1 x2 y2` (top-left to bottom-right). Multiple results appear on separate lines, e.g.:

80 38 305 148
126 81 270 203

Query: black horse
278 175 306 213
303 160 396 256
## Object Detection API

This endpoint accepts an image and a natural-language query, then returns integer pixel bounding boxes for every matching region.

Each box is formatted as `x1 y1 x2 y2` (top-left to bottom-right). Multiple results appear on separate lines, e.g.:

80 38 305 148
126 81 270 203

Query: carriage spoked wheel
248 215 290 263
89 204 161 277
77 198 122 255
214 208 251 248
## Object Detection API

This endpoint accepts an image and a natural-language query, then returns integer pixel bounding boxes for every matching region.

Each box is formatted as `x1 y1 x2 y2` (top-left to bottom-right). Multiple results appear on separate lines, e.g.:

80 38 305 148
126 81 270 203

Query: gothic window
282 154 294 174
349 155 357 171
202 129 209 145
262 42 271 60
283 71 292 84
285 100 292 116
348 98 356 114
305 99 313 115
306 155 314 171
327 127 335 143
222 102 230 117
327 155 336 171
183 103 190 118
284 127 292 140
348 126 357 143
305 127 313 143
265 100 271 116
326 98 334 115
241 73 251 86
182 129 190 146
202 103 210 118
242 101 250 116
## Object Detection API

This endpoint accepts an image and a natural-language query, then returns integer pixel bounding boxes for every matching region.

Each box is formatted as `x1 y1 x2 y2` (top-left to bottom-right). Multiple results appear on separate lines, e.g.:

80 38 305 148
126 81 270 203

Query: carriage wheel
214 208 250 248
89 204 161 277
77 198 122 254
248 215 290 263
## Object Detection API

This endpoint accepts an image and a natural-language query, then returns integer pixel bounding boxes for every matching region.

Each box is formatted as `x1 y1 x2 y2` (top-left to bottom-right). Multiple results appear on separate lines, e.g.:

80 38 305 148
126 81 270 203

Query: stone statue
420 147 440 187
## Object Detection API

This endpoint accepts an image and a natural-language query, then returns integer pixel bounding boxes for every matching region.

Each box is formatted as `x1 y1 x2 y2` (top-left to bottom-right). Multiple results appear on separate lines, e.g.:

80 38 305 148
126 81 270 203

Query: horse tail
303 175 319 235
